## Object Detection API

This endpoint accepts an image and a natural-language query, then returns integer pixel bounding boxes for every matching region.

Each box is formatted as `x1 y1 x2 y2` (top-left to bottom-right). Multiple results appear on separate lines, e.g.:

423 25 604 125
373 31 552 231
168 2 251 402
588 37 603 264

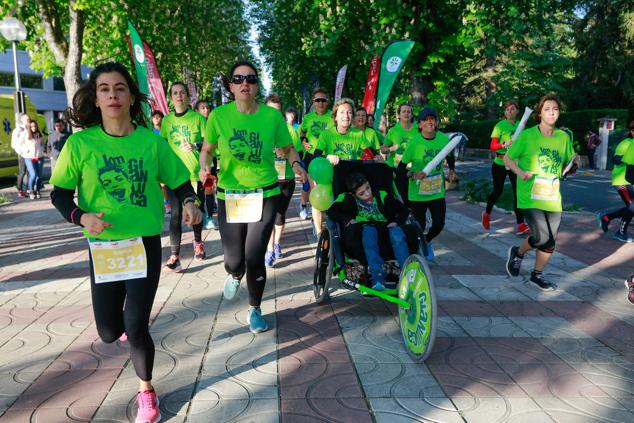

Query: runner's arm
51 187 85 226
199 142 217 182
613 155 623 165
503 155 531 180
490 137 504 151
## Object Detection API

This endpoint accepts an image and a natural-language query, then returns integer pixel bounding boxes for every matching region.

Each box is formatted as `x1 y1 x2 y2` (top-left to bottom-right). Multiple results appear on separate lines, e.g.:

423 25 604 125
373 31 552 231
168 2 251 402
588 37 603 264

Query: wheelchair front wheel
313 228 333 303
397 254 437 362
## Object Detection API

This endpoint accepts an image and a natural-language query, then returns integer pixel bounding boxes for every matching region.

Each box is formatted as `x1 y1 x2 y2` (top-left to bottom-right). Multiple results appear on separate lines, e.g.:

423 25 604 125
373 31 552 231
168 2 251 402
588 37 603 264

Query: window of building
53 77 65 91
21 74 43 89
0 72 14 87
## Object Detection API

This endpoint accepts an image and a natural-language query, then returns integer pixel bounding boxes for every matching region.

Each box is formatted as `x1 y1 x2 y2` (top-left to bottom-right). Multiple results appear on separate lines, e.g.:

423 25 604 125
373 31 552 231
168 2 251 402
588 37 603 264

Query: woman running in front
199 61 306 333
160 82 208 271
382 103 418 168
50 62 201 423
482 100 529 234
398 107 451 261
504 94 578 291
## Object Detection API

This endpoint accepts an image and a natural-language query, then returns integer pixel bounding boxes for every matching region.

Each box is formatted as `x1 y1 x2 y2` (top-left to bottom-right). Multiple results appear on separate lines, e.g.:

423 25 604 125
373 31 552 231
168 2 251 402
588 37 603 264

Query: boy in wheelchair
328 172 411 291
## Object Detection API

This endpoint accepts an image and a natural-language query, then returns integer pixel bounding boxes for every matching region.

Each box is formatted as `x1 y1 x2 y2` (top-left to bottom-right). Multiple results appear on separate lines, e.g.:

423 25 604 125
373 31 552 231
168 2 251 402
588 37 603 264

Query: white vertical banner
334 65 348 102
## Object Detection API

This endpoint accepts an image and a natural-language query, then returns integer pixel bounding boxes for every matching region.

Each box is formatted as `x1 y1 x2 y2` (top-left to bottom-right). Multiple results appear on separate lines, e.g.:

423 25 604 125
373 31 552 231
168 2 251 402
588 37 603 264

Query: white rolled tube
422 136 462 175
511 107 533 142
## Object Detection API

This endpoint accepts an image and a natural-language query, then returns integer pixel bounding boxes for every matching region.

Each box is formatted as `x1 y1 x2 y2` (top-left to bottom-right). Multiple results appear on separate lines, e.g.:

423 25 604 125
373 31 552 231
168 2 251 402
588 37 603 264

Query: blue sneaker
205 216 219 230
425 242 435 261
264 250 275 267
597 212 609 233
223 276 240 300
247 306 269 333
273 243 282 259
613 231 634 243
371 282 386 291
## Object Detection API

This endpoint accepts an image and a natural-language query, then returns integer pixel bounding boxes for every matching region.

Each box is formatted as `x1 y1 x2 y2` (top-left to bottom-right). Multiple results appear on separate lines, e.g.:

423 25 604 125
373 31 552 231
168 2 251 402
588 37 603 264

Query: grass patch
462 178 515 211
0 193 10 205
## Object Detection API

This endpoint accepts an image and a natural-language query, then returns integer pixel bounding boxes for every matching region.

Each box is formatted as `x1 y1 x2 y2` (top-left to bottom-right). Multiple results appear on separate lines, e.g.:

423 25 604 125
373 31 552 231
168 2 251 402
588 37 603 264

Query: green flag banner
127 20 151 123
373 40 415 130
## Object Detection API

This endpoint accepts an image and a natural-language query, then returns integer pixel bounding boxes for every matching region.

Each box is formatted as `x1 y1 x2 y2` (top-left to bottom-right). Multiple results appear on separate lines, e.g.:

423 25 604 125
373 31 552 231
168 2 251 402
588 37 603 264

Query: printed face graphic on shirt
228 128 263 164
537 147 562 175
424 148 442 173
333 142 355 158
98 154 149 206
169 125 191 146
310 121 327 138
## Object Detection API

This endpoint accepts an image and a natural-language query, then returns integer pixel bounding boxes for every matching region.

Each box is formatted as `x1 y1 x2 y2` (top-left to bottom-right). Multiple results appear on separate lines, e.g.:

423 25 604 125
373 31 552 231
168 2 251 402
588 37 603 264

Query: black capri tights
276 180 296 225
410 198 446 242
89 235 161 381
167 182 205 255
218 195 279 306
486 162 524 224
522 208 562 253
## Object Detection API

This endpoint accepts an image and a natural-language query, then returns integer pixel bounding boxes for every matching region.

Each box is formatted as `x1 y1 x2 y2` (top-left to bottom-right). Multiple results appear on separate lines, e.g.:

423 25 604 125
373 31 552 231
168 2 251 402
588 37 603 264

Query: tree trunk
64 2 85 111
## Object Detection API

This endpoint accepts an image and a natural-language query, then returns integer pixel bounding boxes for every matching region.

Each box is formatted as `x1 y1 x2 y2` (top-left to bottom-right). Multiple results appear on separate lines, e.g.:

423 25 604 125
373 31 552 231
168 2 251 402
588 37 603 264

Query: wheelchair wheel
313 228 333 303
397 254 437 362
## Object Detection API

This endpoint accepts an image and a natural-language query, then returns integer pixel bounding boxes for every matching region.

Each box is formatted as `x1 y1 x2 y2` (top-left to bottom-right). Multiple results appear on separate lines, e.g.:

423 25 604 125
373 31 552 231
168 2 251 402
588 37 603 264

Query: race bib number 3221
88 237 147 283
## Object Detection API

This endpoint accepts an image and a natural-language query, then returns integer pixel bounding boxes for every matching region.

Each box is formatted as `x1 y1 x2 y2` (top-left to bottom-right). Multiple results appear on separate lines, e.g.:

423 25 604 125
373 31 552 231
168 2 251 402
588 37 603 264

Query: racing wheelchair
312 160 437 361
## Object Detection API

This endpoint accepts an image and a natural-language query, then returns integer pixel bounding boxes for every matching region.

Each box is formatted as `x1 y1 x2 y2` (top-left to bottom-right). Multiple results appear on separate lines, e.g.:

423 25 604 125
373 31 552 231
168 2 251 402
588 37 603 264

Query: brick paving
0 185 633 422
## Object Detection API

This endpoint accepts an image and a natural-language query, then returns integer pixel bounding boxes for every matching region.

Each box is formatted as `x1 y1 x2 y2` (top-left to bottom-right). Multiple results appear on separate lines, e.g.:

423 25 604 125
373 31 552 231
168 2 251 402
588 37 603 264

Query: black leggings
522 208 562 253
276 180 296 225
89 235 161 381
218 195 279 306
606 185 634 233
411 198 446 242
486 162 524 224
166 182 204 255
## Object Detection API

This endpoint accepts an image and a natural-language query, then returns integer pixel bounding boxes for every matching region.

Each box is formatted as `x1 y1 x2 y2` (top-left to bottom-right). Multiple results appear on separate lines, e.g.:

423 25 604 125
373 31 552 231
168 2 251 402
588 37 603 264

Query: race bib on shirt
88 237 147 283
531 176 560 201
225 189 264 223
418 174 443 195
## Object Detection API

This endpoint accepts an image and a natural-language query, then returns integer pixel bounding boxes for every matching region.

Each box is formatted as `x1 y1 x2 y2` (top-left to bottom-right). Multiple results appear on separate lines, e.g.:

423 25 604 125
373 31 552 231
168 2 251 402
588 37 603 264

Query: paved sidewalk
0 187 633 422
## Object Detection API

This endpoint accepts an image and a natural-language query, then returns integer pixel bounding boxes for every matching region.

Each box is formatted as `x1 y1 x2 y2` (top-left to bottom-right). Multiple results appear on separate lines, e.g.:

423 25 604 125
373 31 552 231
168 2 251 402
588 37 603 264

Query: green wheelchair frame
311 161 437 361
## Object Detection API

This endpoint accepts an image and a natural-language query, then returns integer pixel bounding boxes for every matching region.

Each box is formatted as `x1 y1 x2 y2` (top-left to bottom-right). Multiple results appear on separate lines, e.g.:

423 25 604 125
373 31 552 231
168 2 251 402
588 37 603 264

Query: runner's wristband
292 160 302 168
183 196 198 206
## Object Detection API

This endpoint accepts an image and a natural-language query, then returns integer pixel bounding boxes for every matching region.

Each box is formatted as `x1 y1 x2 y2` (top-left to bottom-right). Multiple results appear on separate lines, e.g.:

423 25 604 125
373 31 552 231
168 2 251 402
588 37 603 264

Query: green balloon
309 183 333 211
308 157 334 184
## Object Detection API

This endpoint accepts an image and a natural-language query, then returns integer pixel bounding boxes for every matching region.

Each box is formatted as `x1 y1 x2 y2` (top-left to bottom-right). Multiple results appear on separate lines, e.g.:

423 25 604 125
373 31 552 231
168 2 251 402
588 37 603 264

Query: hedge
445 108 630 154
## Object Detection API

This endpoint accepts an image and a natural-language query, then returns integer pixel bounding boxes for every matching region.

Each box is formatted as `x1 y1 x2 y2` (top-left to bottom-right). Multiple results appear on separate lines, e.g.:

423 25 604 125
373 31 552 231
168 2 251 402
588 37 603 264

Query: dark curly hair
65 62 147 129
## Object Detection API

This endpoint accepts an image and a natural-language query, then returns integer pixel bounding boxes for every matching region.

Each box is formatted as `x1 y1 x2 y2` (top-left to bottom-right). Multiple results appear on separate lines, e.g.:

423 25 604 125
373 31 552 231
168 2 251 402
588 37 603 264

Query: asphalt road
454 159 623 214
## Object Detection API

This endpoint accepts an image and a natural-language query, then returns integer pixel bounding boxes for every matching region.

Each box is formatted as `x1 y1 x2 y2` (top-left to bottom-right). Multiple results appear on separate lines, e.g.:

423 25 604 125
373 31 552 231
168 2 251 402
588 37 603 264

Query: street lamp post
0 17 28 124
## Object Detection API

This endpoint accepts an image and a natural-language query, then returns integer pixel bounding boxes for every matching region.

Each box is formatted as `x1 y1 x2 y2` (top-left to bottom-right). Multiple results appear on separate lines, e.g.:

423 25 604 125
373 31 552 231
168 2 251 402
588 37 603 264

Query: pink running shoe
119 332 128 342
135 389 160 423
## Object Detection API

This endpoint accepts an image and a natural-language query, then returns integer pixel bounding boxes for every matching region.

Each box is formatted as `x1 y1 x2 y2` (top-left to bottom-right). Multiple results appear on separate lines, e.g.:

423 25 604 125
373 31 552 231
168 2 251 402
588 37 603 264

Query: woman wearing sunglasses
199 61 307 333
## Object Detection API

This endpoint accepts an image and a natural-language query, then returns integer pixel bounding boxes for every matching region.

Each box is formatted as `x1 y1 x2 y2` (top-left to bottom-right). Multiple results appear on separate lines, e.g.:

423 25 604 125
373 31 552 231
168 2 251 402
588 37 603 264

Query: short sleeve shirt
491 119 518 166
299 112 333 154
612 138 633 186
506 126 575 212
50 125 190 240
401 131 450 202
385 123 419 167
160 110 207 180
205 102 291 199
316 127 370 160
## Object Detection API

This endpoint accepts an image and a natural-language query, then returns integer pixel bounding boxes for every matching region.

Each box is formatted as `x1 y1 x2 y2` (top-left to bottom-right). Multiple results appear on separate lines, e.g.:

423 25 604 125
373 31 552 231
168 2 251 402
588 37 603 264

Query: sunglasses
231 74 258 85
313 98 328 103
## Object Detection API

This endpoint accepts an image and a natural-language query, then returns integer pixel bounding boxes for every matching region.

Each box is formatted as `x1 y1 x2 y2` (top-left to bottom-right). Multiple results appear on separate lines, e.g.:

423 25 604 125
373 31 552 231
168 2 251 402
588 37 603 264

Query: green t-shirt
385 123 419 167
316 127 370 160
205 102 292 199
281 123 302 180
50 125 190 240
160 109 206 180
363 127 381 150
356 194 388 223
491 119 518 166
299 111 333 154
506 126 575 212
401 131 450 202
612 138 633 186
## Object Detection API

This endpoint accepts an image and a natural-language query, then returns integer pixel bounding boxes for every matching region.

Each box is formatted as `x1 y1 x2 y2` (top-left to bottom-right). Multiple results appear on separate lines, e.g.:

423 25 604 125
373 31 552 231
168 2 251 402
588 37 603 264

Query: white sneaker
299 206 308 220
223 276 240 300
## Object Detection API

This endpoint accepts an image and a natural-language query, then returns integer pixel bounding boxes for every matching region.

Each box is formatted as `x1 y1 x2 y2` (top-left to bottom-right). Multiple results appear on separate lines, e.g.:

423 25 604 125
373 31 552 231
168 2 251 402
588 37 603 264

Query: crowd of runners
3 58 628 422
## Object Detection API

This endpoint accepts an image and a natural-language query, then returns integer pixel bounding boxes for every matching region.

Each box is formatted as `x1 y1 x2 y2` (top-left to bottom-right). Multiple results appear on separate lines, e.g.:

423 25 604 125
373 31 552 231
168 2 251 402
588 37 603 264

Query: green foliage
0 193 9 205
462 178 493 204
446 108 630 151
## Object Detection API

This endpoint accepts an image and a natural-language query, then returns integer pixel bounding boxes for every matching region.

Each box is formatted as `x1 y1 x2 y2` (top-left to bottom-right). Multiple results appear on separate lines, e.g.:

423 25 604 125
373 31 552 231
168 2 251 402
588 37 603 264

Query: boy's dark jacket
327 190 408 227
